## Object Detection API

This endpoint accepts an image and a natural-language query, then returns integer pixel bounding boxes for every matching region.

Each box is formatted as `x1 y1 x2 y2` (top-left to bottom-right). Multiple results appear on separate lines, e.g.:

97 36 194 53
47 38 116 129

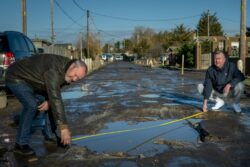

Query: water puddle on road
62 91 92 100
140 94 160 98
240 113 250 132
163 103 180 106
73 118 201 157
65 101 109 112
166 156 209 167
142 100 158 103
160 93 203 107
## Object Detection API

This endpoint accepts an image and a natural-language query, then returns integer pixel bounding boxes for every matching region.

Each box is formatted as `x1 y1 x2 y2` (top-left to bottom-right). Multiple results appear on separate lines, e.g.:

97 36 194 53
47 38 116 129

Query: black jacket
6 54 76 126
203 60 245 99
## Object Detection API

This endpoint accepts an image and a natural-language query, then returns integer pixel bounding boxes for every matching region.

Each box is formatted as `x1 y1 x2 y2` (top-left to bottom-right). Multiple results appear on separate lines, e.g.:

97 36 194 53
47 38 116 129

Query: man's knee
234 82 245 93
197 83 204 94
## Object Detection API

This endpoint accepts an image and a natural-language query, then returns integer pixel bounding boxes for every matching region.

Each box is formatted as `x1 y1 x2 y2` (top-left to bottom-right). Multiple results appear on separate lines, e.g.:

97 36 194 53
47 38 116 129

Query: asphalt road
1 61 250 167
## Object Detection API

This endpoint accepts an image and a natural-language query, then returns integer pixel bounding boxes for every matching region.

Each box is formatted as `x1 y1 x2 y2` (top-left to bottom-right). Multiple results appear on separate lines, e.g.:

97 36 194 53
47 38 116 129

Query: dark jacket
6 54 75 126
203 60 245 99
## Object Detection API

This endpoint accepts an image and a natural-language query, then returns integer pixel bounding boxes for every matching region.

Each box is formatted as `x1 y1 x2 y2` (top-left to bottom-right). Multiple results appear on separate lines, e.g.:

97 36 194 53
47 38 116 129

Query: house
32 39 76 59
32 38 51 53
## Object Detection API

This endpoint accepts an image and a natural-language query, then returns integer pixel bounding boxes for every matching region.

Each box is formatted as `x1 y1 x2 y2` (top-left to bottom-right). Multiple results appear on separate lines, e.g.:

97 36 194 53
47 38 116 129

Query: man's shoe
211 98 225 111
13 143 35 155
233 103 242 113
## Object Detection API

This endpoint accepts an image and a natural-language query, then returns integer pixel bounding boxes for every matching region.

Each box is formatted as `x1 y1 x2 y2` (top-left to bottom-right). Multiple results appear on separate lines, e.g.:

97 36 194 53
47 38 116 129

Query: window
10 35 29 52
218 41 224 51
24 36 35 53
230 42 239 57
0 35 9 52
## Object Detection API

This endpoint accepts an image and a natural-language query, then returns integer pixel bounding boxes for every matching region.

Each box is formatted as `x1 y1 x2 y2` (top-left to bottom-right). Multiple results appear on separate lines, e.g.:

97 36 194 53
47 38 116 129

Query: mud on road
1 61 250 167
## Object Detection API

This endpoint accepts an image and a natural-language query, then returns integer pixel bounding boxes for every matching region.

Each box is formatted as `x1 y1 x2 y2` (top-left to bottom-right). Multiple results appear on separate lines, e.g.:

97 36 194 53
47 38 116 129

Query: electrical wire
72 0 200 22
54 0 84 28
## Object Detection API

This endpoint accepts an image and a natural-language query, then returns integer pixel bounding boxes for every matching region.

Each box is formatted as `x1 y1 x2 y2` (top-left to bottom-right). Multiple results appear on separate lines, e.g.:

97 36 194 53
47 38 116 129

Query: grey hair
213 50 228 58
74 60 88 73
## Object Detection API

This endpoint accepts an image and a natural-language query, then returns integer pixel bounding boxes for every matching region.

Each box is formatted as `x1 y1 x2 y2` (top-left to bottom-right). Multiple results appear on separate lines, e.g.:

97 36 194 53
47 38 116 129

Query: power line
72 0 87 12
90 15 121 38
54 0 84 28
220 17 239 24
64 14 86 30
72 0 200 22
92 12 200 22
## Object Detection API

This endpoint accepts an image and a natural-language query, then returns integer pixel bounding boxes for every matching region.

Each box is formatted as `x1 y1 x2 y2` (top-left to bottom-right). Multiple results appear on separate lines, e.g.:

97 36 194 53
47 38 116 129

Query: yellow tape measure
72 112 204 141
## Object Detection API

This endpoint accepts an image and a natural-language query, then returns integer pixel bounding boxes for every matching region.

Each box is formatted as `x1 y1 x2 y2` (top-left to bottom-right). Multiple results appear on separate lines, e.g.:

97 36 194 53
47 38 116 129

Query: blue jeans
6 81 53 145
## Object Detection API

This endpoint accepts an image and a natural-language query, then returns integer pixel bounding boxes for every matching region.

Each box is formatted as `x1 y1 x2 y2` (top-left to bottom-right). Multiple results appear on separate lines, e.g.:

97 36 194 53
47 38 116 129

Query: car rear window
10 35 29 52
24 36 35 53
0 35 9 52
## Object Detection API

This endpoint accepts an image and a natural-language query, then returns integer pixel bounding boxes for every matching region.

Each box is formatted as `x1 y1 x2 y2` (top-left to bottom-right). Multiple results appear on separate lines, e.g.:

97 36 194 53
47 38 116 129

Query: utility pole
86 10 90 58
50 0 55 44
240 0 246 74
207 10 212 66
181 54 184 75
22 0 27 35
97 31 101 55
91 16 94 35
123 39 126 52
80 32 83 60
137 34 140 44
207 10 210 37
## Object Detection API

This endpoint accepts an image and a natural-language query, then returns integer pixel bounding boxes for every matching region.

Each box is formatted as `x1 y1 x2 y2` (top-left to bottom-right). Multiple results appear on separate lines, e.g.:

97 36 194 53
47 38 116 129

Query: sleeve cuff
59 124 69 130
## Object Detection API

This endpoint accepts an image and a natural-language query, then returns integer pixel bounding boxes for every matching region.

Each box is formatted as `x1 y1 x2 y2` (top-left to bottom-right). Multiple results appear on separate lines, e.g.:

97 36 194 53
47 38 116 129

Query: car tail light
3 52 15 68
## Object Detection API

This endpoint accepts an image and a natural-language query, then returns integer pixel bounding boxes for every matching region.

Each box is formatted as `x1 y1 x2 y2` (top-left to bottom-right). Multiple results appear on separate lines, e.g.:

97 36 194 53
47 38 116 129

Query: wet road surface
1 61 250 167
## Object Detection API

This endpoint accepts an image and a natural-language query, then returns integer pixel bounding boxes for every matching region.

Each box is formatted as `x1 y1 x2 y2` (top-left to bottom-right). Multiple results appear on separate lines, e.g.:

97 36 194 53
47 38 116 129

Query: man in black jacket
197 50 245 113
5 54 87 155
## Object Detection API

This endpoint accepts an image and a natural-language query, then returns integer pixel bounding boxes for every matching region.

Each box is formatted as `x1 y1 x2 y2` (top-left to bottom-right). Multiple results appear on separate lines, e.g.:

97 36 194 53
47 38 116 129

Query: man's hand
223 83 231 95
61 128 71 145
203 99 208 112
38 101 49 111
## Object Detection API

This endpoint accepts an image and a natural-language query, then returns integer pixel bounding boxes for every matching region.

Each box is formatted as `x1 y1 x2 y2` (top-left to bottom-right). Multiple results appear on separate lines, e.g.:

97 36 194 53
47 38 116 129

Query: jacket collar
64 59 77 73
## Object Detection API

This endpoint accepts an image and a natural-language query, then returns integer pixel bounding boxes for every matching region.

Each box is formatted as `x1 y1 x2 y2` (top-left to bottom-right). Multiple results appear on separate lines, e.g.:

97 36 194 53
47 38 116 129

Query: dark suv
0 31 36 88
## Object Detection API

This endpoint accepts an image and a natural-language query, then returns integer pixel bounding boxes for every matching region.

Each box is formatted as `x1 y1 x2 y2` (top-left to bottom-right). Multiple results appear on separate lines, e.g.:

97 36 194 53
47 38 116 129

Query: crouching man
197 50 245 113
5 54 87 155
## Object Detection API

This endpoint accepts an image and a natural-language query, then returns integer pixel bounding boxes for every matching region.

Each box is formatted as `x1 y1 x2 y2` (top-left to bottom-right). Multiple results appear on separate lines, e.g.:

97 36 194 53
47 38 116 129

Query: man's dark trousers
6 81 54 145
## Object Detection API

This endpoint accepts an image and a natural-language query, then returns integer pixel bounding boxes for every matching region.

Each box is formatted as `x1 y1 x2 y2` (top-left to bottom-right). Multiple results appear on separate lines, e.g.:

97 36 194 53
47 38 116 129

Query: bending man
6 54 87 155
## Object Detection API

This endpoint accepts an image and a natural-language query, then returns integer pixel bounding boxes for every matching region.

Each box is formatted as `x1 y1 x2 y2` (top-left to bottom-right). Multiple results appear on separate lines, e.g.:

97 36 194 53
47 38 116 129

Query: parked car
0 31 36 89
115 54 123 61
100 53 113 62
100 53 108 61
106 54 114 62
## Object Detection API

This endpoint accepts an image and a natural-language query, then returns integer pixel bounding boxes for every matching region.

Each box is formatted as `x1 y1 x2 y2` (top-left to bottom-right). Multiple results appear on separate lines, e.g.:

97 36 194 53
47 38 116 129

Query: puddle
163 103 180 106
143 100 158 103
160 93 202 107
103 161 137 167
73 119 200 157
65 101 109 112
113 94 124 97
240 114 250 132
98 95 110 98
120 101 141 107
103 82 113 87
62 91 92 100
166 156 208 167
140 94 160 98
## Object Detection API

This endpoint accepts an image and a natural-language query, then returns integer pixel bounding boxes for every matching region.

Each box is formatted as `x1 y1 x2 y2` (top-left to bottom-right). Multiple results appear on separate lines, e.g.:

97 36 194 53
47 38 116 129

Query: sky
0 0 249 45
